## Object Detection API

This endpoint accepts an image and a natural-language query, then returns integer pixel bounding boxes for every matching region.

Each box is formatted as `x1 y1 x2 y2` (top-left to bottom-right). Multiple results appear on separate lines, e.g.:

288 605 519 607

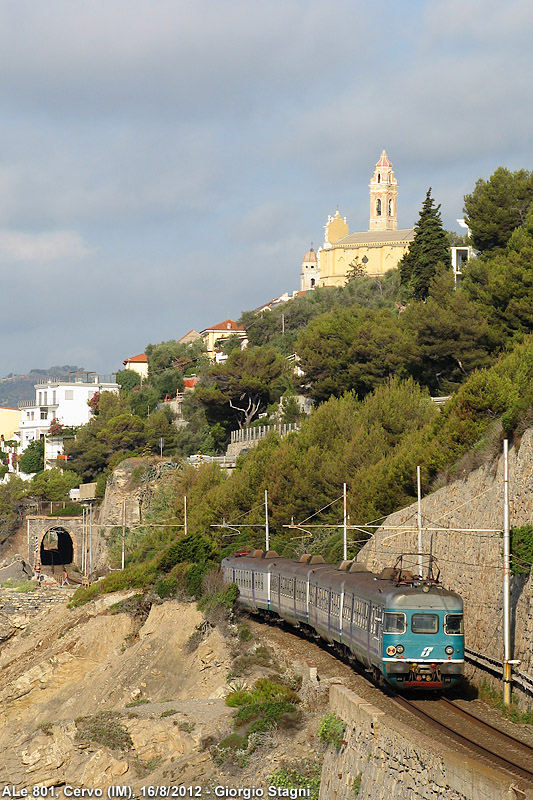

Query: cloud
0 230 91 262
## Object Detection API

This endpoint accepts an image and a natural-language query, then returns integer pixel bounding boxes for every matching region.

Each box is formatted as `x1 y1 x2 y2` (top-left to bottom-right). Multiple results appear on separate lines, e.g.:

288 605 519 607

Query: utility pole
122 499 126 570
265 489 270 551
417 466 423 578
343 482 347 561
502 439 512 706
184 495 188 537
159 436 164 457
89 501 93 576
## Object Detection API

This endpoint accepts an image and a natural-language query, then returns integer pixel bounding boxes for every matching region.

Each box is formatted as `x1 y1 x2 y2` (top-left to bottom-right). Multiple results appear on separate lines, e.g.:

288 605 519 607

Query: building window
40 408 47 420
376 199 381 216
377 174 381 183
65 390 74 400
389 199 393 216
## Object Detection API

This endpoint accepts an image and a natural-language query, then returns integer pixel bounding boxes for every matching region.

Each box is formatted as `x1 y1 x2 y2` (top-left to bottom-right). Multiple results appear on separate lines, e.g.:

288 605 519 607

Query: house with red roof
123 353 149 380
200 319 248 362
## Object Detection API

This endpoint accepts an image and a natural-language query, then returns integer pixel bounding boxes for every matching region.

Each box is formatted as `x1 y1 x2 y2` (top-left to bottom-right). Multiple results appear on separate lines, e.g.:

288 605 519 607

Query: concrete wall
319 684 532 800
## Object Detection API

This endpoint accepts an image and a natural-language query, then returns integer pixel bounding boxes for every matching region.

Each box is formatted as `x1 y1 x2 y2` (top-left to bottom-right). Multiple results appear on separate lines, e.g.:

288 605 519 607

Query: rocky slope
0 587 327 792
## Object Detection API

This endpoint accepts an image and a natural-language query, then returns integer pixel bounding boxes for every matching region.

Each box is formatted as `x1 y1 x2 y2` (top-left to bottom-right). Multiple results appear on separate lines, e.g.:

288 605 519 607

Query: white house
17 371 119 469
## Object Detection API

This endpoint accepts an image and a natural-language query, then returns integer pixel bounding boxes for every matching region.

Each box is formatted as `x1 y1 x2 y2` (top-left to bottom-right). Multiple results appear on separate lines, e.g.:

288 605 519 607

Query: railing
465 646 533 695
230 422 301 445
35 373 117 385
187 454 236 467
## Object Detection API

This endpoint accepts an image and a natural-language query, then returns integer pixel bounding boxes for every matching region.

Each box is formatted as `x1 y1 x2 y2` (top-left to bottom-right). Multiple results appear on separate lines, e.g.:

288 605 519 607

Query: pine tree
399 188 450 300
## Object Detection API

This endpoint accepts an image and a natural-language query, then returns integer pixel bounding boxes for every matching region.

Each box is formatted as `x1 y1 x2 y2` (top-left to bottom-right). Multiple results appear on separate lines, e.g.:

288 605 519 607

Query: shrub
75 711 133 751
270 761 322 800
510 524 533 575
317 713 346 749
226 678 301 737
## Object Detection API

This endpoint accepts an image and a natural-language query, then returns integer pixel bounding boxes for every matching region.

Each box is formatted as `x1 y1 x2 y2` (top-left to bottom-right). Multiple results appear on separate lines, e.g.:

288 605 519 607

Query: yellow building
0 407 21 439
123 353 149 380
317 151 414 288
200 319 248 361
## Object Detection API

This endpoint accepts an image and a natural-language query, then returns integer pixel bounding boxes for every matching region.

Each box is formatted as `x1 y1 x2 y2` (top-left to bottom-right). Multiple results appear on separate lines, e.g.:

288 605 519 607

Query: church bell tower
369 150 398 231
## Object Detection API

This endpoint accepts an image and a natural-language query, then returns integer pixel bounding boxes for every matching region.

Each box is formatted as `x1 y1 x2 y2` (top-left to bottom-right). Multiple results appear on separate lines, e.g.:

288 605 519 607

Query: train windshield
444 613 464 635
411 613 439 634
384 612 406 634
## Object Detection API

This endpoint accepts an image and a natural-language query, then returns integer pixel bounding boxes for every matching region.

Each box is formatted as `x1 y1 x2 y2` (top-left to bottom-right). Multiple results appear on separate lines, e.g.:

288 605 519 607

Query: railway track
249 613 533 787
391 694 533 786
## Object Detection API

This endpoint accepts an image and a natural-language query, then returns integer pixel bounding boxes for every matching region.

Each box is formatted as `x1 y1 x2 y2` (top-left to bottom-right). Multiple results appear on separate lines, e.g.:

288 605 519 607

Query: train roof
222 551 463 608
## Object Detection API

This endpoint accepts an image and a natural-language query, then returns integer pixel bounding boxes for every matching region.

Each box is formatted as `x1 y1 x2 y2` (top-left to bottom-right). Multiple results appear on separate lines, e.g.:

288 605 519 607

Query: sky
0 0 532 378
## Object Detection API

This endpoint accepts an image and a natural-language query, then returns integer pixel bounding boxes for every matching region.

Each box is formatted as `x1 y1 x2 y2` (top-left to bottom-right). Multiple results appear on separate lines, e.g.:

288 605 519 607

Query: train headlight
395 644 404 654
386 645 397 656
445 645 454 655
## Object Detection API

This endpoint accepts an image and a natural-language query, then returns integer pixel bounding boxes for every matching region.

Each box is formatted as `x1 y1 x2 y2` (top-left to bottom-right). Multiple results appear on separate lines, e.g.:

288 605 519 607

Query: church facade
301 151 414 290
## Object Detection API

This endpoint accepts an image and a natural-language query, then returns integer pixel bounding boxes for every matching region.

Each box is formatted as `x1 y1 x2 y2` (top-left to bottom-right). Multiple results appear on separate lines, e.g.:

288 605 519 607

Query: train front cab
382 589 464 689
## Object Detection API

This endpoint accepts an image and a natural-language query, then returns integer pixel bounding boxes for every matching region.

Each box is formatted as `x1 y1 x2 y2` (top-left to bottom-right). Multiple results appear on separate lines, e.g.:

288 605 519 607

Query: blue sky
0 0 532 377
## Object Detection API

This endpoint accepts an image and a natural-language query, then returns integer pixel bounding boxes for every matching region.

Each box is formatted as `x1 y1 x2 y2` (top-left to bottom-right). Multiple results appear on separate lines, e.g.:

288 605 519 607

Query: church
301 151 414 290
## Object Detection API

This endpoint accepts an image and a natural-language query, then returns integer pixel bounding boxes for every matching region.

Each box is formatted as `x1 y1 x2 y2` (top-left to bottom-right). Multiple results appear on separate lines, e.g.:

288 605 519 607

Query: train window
444 614 463 635
343 595 352 620
411 613 439 634
384 612 406 634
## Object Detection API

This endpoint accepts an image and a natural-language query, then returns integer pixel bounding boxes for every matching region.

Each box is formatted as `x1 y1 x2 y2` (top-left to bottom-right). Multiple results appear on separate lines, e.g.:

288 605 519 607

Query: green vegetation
212 677 302 767
269 761 322 800
160 709 178 718
477 679 533 725
352 773 363 796
399 188 450 299
317 712 346 749
75 711 133 751
464 167 533 253
510 524 533 575
18 438 44 474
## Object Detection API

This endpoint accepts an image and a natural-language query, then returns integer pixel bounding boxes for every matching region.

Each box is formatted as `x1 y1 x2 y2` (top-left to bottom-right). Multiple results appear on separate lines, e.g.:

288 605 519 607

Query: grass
125 698 149 708
477 680 533 725
131 755 162 778
1 578 38 592
226 644 273 678
269 760 322 800
37 722 53 736
75 711 133 751
160 709 178 718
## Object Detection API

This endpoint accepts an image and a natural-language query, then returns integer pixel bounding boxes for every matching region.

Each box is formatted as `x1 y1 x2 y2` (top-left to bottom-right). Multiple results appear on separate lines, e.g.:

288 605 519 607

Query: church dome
303 247 317 263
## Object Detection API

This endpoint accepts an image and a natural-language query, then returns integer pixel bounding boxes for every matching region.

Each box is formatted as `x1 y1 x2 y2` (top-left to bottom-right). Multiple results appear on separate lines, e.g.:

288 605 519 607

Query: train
222 549 464 690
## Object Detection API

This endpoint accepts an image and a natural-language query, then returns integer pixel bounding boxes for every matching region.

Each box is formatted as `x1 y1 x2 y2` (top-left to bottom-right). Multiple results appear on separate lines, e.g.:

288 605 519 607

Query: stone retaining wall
358 429 533 681
319 684 532 800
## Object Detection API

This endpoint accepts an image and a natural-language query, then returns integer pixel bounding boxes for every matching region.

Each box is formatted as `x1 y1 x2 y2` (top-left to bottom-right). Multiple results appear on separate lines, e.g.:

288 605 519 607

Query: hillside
0 366 84 407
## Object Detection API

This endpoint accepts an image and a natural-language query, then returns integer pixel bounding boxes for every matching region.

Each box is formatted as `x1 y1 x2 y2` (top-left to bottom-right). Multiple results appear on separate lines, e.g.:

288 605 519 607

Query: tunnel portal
40 527 74 566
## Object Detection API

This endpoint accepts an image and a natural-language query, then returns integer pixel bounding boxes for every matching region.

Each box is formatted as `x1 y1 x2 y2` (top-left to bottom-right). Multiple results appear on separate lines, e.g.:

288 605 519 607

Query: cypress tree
399 188 450 299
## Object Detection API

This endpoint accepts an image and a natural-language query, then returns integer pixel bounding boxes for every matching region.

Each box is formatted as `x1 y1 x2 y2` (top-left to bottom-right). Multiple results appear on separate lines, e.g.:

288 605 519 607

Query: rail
465 646 533 695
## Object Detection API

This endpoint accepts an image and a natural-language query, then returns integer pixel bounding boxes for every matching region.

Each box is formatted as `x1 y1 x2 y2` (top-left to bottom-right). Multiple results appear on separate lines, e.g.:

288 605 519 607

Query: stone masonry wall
319 684 532 800
357 429 533 679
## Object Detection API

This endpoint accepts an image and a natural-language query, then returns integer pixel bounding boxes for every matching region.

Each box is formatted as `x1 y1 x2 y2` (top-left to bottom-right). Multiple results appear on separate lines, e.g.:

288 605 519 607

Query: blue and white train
222 550 464 690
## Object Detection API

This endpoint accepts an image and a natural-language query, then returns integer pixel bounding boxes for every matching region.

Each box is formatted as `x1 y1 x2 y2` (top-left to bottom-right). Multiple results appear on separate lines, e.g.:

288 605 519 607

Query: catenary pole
417 466 423 578
122 499 126 570
89 501 93 576
503 439 512 706
343 482 347 561
265 489 270 551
